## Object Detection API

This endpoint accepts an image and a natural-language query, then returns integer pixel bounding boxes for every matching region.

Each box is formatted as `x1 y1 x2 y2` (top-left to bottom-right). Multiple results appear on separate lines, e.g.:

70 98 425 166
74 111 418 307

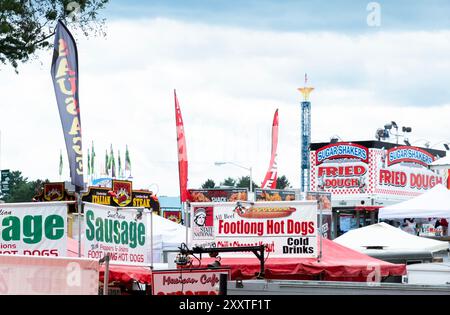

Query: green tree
0 0 109 71
276 175 291 189
220 177 236 187
201 179 216 189
1 170 48 202
236 176 259 190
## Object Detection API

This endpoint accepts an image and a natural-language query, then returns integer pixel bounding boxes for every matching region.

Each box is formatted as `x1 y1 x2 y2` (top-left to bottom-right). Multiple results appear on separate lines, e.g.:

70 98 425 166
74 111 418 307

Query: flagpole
76 188 82 258
184 202 189 247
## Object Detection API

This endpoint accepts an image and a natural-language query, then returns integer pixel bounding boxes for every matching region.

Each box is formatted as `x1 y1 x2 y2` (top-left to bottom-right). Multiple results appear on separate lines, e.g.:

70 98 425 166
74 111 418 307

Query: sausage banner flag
51 20 84 190
174 90 189 202
261 109 279 189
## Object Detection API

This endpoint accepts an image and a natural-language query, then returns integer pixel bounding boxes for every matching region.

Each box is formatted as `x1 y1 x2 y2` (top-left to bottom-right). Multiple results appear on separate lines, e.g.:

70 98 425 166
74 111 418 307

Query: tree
276 175 291 189
0 170 48 202
220 177 236 188
0 0 109 71
201 179 216 189
236 176 259 190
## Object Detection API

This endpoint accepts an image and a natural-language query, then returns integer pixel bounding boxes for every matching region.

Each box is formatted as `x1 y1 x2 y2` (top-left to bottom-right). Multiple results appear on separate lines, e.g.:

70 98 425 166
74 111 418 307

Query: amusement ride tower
298 75 314 193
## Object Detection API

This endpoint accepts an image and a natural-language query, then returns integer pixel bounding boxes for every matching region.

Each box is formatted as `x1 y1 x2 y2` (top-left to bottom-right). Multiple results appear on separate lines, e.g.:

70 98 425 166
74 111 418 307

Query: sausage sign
83 203 151 266
190 201 318 258
0 202 67 257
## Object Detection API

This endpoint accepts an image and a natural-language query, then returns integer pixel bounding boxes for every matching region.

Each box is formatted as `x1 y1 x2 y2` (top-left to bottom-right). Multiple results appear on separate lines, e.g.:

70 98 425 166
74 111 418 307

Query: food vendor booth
309 140 446 238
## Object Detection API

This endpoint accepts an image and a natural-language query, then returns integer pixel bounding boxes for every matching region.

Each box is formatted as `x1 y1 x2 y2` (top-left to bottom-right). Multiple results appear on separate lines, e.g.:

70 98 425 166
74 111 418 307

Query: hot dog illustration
234 204 296 219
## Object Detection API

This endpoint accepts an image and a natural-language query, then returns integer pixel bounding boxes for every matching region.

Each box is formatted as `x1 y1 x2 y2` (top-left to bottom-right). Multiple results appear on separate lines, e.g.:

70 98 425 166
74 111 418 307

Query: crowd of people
384 218 449 237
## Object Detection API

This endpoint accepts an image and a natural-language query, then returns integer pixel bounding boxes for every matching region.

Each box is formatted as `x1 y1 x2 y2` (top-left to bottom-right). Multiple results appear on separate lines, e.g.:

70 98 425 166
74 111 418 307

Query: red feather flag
261 109 279 189
174 90 189 202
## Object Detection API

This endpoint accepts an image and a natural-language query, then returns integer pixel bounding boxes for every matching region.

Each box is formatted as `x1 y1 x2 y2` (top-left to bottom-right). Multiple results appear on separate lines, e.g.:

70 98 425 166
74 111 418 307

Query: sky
1 0 450 196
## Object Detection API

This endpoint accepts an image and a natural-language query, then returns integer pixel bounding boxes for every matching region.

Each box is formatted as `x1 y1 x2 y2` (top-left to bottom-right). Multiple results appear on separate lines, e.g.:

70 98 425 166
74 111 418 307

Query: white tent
335 222 449 254
429 155 450 170
378 184 450 219
149 213 191 263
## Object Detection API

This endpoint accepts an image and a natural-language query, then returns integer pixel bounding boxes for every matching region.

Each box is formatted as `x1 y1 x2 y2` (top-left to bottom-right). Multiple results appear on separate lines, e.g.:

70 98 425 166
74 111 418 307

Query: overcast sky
0 1 449 196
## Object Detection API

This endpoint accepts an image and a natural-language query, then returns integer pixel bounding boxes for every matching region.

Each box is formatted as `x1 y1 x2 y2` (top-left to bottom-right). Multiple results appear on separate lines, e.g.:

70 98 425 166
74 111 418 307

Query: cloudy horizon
1 1 449 196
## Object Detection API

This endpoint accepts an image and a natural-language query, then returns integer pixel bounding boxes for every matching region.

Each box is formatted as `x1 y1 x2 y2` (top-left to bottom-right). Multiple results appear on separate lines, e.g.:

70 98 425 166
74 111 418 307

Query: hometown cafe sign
0 202 67 256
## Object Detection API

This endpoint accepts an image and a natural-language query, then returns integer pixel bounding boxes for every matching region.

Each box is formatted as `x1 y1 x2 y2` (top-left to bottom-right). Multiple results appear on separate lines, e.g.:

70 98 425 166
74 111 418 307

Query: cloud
0 18 449 196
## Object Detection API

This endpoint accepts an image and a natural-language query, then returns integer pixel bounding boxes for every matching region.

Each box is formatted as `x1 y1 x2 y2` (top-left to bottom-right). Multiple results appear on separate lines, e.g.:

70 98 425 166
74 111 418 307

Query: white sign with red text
83 203 151 266
190 201 318 258
152 269 231 295
0 202 67 257
375 147 443 194
310 143 444 197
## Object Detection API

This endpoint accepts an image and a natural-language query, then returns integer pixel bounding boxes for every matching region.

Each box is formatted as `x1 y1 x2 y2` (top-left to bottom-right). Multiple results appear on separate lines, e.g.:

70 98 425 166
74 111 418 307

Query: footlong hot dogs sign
190 201 318 258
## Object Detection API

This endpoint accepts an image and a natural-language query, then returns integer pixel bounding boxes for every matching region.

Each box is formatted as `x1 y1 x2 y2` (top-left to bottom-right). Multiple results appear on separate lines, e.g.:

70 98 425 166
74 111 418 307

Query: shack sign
188 188 248 203
0 202 67 256
152 269 230 295
190 201 318 258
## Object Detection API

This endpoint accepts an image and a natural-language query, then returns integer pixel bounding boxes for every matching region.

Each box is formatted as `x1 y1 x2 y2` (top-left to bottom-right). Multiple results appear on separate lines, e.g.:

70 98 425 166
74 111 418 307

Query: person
436 218 449 236
193 208 207 227
401 218 416 235
441 218 449 236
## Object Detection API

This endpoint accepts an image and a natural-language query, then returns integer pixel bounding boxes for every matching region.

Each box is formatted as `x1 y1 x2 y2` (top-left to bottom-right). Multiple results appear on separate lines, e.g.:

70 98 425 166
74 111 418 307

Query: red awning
192 238 406 281
67 238 152 284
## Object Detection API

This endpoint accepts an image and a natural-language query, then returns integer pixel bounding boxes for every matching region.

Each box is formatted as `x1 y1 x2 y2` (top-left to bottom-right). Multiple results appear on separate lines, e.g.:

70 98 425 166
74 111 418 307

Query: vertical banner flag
174 90 189 202
87 148 91 176
125 145 131 176
110 144 116 178
91 141 95 176
105 149 109 176
59 150 63 176
118 150 122 178
51 20 84 190
261 109 279 189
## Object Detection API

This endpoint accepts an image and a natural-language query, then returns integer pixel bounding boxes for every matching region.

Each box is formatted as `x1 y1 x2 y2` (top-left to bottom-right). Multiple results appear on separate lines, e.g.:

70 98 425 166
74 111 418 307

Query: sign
191 201 318 258
0 255 99 295
0 202 67 256
306 192 332 239
387 146 435 167
310 143 444 197
83 203 151 266
82 187 111 205
81 185 160 211
51 20 84 190
43 183 65 201
255 188 296 201
163 211 182 224
152 269 230 295
111 180 133 207
132 190 160 212
188 189 248 203
316 142 369 165
1 170 10 193
376 147 442 194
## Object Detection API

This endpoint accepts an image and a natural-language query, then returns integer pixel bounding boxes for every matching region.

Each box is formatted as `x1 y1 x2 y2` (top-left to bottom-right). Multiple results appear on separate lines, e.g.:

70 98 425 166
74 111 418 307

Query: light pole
214 161 253 192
